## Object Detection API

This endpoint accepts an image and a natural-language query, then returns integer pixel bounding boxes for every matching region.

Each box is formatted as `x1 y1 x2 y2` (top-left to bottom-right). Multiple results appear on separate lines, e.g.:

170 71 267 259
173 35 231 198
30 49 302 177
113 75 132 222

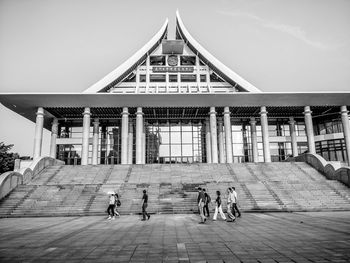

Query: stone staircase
0 162 349 217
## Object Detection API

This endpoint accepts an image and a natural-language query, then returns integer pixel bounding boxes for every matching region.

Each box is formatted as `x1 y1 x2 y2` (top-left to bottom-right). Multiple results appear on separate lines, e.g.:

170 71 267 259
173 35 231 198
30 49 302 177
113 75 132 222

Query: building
1 11 350 166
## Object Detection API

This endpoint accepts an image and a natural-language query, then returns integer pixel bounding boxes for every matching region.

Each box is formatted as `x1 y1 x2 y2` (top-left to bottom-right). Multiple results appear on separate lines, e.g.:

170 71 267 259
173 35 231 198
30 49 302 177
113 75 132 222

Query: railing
286 153 350 187
0 157 65 200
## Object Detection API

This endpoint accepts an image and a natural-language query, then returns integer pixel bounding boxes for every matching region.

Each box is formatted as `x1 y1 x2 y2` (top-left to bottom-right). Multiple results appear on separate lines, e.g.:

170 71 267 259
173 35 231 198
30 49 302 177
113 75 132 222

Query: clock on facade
167 55 178 66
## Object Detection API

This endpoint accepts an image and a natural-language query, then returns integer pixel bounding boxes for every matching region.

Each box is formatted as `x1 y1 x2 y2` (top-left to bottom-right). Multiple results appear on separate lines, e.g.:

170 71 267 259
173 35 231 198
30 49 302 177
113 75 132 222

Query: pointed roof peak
175 10 261 92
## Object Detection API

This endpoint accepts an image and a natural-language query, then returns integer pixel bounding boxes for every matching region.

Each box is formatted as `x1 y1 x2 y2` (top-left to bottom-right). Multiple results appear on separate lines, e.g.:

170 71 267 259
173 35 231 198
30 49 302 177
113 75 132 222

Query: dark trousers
204 203 210 217
142 203 149 219
231 203 241 217
107 204 115 216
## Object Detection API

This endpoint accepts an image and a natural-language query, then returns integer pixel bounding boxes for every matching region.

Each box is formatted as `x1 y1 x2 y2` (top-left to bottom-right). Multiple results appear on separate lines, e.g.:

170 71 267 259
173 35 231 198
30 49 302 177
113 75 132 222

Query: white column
146 56 150 93
260 106 271 163
340 106 350 165
142 128 146 164
81 107 91 165
289 117 298 157
128 121 133 164
218 118 225 163
250 117 259 162
210 107 218 163
33 107 44 159
223 107 233 163
49 118 58 158
205 119 212 163
304 106 316 154
136 107 143 164
92 118 99 165
121 107 129 164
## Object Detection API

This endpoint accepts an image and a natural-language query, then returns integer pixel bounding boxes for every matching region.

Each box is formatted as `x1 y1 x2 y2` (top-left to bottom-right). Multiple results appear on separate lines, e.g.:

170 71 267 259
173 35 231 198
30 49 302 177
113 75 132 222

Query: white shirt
232 190 238 203
109 195 116 205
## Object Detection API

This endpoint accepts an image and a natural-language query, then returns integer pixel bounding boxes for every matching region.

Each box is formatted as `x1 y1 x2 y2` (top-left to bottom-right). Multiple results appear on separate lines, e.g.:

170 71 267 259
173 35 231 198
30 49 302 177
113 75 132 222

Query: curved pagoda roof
83 11 261 93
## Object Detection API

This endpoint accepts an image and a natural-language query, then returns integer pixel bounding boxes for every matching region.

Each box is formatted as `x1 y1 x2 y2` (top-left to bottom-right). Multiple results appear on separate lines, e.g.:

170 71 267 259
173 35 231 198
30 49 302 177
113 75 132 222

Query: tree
0 142 20 174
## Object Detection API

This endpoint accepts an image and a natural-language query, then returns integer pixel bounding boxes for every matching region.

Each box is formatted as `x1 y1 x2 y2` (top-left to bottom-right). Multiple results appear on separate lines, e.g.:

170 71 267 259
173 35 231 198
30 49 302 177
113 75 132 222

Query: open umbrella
107 191 115 195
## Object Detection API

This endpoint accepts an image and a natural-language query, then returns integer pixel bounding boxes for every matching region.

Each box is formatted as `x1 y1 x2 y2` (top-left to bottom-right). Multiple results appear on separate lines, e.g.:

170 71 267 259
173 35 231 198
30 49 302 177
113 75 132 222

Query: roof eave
175 10 261 93
83 18 169 93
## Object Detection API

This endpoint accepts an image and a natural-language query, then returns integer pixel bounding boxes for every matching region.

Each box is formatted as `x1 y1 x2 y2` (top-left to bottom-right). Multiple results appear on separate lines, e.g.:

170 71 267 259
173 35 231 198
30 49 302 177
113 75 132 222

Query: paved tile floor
0 212 349 262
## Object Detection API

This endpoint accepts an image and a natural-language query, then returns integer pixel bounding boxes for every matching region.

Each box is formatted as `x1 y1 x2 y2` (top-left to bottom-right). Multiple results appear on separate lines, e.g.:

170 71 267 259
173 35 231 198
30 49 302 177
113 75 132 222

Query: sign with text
152 66 194 73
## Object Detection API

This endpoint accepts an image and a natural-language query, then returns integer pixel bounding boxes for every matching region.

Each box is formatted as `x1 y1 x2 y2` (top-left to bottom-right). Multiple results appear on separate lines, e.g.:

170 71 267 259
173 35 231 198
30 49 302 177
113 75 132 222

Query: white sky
0 0 350 156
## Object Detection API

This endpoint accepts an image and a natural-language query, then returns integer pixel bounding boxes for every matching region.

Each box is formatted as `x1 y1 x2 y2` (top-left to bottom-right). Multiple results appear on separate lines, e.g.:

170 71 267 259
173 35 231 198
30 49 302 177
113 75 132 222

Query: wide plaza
0 212 349 262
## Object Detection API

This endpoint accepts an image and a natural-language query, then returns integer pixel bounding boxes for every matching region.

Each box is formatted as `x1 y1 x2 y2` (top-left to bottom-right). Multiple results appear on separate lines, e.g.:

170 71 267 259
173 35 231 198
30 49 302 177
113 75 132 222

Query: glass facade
54 111 347 165
314 117 343 135
316 139 347 162
144 121 204 164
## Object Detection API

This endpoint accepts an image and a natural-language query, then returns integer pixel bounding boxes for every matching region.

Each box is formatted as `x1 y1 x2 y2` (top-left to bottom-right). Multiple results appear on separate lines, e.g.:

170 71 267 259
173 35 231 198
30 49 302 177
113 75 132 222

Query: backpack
206 193 211 203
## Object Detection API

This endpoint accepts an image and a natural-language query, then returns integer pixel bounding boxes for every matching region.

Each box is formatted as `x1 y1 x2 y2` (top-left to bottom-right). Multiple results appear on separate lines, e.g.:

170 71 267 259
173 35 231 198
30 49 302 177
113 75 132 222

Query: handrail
0 156 64 200
286 153 350 187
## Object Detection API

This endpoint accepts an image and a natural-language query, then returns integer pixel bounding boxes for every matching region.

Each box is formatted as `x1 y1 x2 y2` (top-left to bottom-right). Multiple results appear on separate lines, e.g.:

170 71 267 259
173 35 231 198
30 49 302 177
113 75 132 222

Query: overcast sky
0 0 350 156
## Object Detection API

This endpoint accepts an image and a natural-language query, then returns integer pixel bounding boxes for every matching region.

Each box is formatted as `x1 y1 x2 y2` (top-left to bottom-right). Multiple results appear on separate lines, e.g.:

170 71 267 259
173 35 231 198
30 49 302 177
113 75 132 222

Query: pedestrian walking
226 188 235 222
198 187 206 223
141 189 150 221
231 186 241 218
203 188 211 217
213 190 226 221
107 193 116 220
114 193 121 217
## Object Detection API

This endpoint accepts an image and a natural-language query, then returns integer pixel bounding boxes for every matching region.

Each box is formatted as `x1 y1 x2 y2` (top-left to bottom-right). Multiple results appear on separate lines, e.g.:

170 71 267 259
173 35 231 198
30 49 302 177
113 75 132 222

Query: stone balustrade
0 156 64 200
286 153 350 187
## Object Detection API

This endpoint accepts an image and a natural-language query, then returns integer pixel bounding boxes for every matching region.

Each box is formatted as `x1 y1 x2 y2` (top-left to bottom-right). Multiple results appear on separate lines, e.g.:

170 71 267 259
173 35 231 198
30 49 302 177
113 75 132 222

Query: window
181 74 196 82
139 75 146 82
150 56 165 65
150 74 166 82
169 74 177 82
200 75 206 82
180 56 196 65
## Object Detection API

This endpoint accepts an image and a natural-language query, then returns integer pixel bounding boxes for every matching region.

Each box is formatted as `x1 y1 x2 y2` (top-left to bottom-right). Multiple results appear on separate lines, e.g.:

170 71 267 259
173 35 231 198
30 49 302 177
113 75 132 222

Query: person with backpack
114 193 121 217
203 188 211 217
226 188 235 222
213 190 226 221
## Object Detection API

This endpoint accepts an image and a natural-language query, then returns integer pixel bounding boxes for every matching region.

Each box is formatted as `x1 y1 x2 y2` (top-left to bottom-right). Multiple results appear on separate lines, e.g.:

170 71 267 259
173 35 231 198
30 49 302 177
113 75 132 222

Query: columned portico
49 118 58 158
218 118 225 163
249 117 258 162
260 106 271 163
209 107 218 163
340 106 350 165
223 107 233 163
33 107 44 159
92 118 99 165
121 107 129 164
205 119 212 163
304 106 316 154
136 107 144 164
289 117 298 157
81 107 91 165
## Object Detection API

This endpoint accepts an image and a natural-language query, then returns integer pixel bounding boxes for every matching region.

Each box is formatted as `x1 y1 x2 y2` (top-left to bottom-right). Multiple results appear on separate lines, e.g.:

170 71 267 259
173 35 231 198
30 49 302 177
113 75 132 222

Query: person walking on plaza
213 190 226 221
231 186 241 218
226 188 235 222
203 188 211 217
114 193 121 217
198 187 206 223
141 189 150 221
107 193 116 220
